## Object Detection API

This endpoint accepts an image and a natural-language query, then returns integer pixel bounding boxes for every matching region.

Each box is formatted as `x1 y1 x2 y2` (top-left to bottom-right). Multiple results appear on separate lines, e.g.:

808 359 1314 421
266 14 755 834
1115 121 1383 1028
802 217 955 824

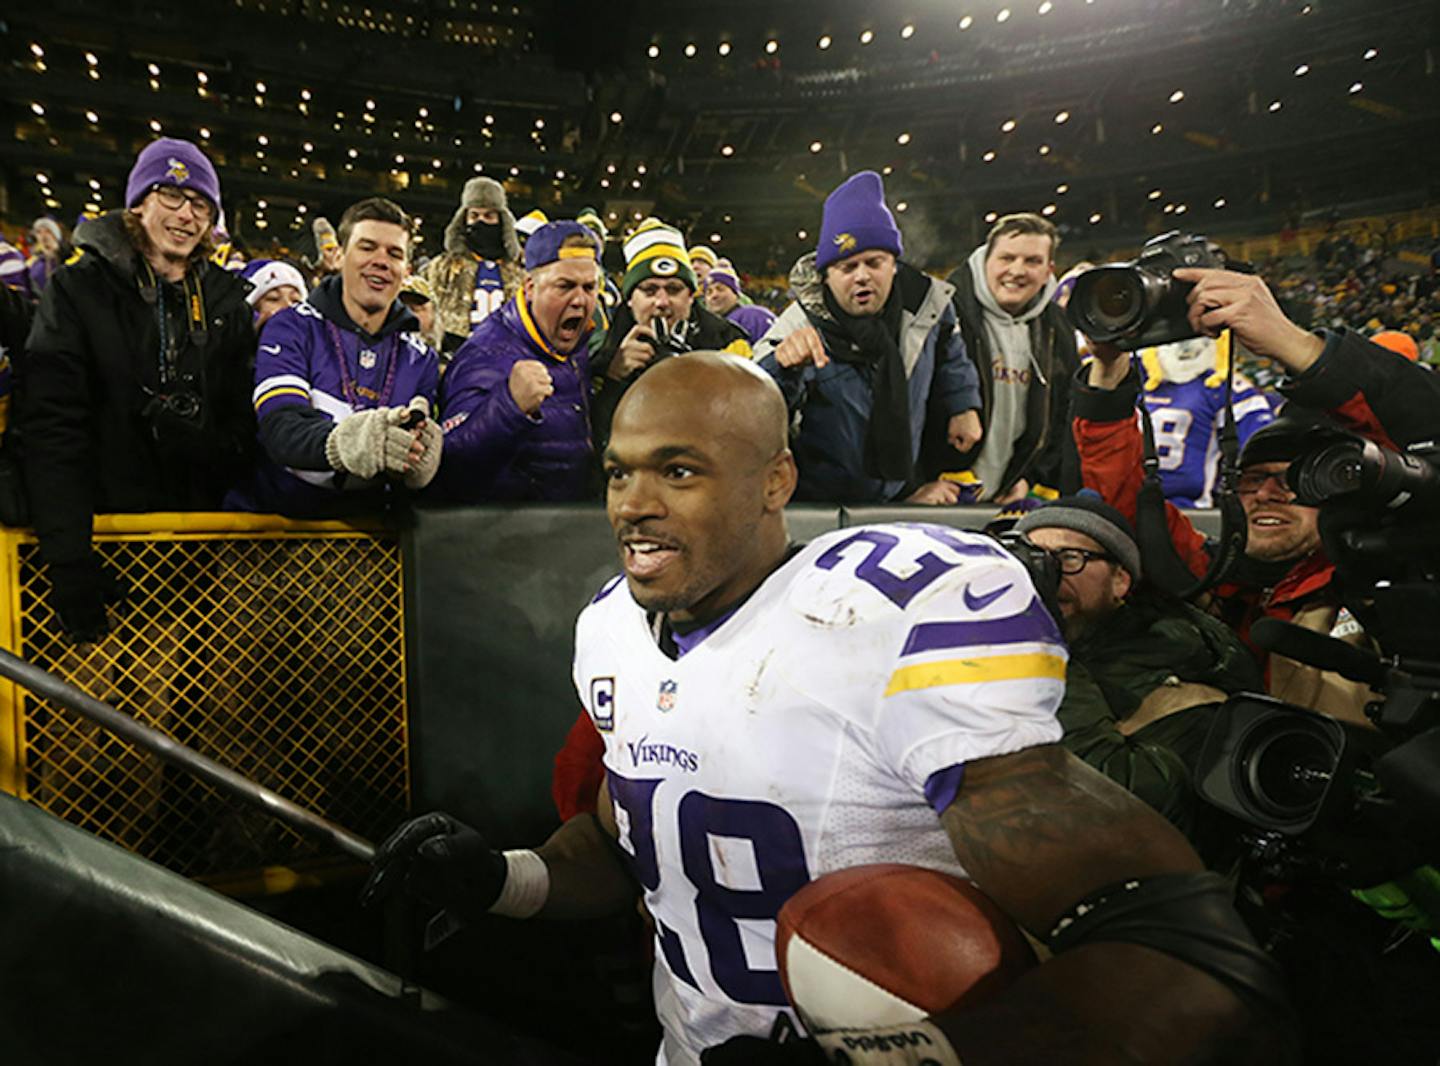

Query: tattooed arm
928 744 1287 1066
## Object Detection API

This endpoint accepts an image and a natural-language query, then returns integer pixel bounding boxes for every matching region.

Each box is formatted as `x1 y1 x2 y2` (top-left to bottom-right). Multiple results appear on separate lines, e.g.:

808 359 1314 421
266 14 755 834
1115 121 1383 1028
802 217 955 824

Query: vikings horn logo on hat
166 158 191 184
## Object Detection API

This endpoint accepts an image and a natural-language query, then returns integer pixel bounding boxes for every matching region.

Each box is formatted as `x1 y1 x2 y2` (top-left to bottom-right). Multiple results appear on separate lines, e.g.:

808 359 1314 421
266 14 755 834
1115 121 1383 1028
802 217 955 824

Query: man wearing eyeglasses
1011 495 1260 841
1072 267 1440 725
21 137 258 644
589 219 752 446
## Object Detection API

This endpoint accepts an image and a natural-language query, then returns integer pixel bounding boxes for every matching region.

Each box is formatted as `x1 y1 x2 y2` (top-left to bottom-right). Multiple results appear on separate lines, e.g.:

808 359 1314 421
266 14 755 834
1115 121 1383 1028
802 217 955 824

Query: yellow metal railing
0 513 409 887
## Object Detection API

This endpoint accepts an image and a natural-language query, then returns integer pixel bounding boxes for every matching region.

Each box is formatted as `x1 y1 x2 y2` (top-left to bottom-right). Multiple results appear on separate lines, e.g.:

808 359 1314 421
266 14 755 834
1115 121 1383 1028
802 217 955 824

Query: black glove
359 812 507 924
47 556 127 644
701 1035 824 1065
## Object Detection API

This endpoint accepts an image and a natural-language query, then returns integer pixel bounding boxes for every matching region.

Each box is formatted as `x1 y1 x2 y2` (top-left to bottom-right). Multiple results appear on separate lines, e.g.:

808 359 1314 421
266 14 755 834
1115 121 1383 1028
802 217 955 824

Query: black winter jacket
21 212 257 566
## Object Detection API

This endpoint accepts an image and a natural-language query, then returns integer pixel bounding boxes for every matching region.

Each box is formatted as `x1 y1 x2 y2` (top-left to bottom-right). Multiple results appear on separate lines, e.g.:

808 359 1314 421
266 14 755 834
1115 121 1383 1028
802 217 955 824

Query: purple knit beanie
125 138 222 215
815 170 903 272
705 261 741 295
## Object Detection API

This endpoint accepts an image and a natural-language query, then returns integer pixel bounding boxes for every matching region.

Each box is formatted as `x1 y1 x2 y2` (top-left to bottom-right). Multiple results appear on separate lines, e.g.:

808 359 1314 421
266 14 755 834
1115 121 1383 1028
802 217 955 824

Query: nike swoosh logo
963 582 1012 612
260 344 281 354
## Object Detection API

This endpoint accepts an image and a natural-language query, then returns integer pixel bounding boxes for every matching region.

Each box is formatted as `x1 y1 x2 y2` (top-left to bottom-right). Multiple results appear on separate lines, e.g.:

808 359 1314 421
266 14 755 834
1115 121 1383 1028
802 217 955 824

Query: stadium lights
1148 188 1163 200
148 63 160 75
1169 89 1185 103
1041 204 1056 216
685 43 697 57
1038 0 1053 13
1269 99 1283 112
35 173 48 184
719 42 731 56
601 178 610 188
901 24 915 39
637 163 648 174
1055 110 1070 123
30 43 43 57
366 98 376 110
610 111 623 123
88 178 100 190
765 39 779 54
1038 144 1051 155
510 166 520 176
1294 63 1309 76
1001 119 1016 132
959 15 974 30
1364 47 1378 60
303 141 314 152
258 134 269 145
86 110 99 123
818 34 832 49
1056 183 1069 194
984 211 999 223
809 140 823 152
197 71 208 84
631 179 641 189
348 147 359 157
710 233 722 243
200 127 211 139
997 8 1011 23
896 201 909 212
301 89 312 101
897 132 911 145
798 229 808 240
149 119 162 132
85 52 98 65
1089 212 1103 224
1176 204 1188 215
256 81 266 94
257 199 268 209
556 169 566 179
30 102 44 116
485 113 495 124
648 43 660 58
721 144 735 156
1214 198 1227 208
882 165 894 175
860 29 874 44
606 163 617 173
982 150 997 162
1349 81 1363 93
1151 123 1164 134
433 159 442 169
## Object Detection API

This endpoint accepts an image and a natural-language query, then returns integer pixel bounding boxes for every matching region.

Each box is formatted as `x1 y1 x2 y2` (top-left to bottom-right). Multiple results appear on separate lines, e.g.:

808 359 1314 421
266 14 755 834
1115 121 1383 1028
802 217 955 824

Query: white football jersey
571 522 1067 1066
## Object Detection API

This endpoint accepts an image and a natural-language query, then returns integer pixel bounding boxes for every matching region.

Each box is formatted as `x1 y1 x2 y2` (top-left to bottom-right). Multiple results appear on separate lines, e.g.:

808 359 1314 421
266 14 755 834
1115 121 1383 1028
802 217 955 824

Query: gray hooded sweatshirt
965 244 1059 499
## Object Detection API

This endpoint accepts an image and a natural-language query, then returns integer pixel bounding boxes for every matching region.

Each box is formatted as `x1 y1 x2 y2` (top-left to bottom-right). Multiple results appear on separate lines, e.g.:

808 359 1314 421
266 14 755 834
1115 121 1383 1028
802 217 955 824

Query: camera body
1193 432 1440 885
1067 231 1229 350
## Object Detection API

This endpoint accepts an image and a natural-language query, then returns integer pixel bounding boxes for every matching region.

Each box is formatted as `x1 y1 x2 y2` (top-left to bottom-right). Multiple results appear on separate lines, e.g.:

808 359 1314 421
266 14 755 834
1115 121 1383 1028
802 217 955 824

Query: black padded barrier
0 791 577 1066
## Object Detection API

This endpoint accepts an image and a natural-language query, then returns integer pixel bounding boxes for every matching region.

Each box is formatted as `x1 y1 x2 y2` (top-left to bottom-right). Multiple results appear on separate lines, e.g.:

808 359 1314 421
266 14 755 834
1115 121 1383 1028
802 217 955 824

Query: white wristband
489 849 550 918
813 1020 962 1066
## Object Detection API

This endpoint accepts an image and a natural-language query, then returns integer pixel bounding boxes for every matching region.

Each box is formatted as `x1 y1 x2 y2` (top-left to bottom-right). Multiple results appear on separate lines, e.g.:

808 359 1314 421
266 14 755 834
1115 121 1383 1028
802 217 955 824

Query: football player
364 353 1290 1066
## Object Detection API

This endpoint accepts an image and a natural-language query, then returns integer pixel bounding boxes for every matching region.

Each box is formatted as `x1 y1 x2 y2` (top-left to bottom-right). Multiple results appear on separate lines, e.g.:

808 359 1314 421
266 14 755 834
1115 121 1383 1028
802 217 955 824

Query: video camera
1193 425 1440 886
1066 232 1235 350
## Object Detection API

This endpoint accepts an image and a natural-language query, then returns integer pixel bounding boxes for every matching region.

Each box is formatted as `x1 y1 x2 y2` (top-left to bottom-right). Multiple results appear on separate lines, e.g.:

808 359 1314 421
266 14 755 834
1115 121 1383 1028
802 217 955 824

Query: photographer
20 138 257 644
588 218 751 448
1073 266 1440 724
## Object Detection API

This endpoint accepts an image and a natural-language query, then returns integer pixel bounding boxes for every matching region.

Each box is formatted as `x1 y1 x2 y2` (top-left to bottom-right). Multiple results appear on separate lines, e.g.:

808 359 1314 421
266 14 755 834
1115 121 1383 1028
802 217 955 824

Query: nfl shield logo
657 679 678 713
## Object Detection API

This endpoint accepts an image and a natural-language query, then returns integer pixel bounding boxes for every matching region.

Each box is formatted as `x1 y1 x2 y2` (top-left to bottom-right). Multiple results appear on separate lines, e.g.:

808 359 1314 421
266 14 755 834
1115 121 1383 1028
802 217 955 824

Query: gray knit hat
1015 493 1142 580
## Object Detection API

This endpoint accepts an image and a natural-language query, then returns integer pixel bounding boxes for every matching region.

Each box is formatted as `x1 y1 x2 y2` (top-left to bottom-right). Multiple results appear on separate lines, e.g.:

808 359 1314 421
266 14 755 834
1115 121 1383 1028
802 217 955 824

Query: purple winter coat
434 292 595 502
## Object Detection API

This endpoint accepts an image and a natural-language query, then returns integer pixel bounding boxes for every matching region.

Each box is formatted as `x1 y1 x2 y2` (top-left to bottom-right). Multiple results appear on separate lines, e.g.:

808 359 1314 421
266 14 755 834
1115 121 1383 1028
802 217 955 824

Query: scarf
819 282 912 482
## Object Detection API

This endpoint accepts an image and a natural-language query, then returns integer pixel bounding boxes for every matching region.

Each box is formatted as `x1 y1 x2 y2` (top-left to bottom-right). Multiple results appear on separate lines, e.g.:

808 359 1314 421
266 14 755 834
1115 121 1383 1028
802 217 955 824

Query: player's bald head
613 352 789 468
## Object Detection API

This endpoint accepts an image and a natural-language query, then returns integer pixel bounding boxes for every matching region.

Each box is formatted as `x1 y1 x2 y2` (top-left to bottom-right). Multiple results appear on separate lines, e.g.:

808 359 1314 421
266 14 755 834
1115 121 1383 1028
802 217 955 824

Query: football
776 864 1037 1032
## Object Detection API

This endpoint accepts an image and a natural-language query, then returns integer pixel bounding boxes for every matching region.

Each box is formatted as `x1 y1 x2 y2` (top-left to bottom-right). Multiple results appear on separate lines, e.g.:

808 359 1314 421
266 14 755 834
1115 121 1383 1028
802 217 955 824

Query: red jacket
1070 328 1440 672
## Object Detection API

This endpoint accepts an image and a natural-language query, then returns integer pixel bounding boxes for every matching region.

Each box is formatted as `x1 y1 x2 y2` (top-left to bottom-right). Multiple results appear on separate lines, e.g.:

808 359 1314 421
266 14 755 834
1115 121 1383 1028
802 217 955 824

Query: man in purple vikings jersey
1137 336 1274 508
247 197 441 518
433 221 601 502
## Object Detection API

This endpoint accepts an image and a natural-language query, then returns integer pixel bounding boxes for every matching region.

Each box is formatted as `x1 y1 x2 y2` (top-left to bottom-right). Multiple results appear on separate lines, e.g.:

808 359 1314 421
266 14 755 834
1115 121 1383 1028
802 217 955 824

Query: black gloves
701 1034 824 1065
47 556 127 644
360 812 508 924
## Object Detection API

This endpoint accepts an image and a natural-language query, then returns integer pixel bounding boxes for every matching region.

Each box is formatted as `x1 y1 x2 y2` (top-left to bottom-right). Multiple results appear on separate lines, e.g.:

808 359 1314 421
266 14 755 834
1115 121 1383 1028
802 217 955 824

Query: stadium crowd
3 132 1440 1064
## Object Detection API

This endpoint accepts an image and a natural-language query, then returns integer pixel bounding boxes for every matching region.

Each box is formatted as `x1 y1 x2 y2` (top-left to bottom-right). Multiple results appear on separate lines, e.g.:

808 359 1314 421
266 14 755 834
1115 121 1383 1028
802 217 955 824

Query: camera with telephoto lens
1067 232 1233 350
1193 426 1440 889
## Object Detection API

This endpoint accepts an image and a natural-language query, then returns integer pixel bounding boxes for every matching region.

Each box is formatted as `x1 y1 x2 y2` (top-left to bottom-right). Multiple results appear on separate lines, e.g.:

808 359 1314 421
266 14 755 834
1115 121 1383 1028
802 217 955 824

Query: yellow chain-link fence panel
0 515 409 887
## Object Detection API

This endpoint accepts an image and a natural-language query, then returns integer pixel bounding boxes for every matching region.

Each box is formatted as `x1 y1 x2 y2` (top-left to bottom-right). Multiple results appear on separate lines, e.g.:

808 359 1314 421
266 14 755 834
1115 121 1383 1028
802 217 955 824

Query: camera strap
1133 329 1248 599
141 261 208 389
